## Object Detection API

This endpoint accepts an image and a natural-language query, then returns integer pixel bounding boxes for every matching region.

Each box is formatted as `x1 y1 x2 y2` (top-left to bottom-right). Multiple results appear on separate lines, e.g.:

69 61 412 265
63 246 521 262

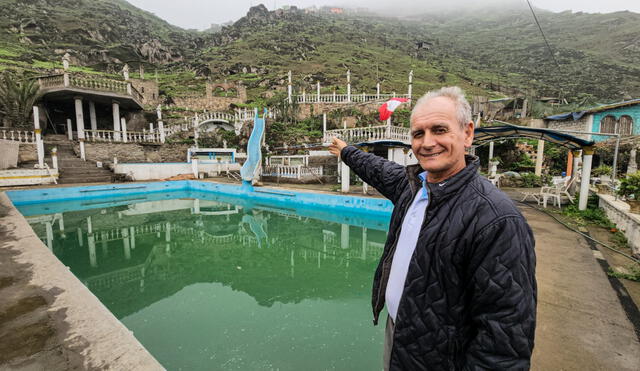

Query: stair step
60 169 112 175
58 175 113 184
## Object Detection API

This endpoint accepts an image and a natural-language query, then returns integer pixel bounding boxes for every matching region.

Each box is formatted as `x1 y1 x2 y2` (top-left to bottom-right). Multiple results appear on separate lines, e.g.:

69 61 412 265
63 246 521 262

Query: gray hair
410 86 472 128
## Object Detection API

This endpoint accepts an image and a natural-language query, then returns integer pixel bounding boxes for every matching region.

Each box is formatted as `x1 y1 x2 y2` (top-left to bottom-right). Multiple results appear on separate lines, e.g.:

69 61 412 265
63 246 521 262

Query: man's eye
433 128 447 134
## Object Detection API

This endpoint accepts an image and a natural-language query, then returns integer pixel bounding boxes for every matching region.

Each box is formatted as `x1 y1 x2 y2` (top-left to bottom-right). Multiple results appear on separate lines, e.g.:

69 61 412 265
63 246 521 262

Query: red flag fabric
379 98 410 121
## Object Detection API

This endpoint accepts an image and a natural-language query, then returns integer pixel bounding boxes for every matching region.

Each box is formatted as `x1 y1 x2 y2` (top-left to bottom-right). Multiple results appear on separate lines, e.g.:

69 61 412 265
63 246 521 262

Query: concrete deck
0 192 164 370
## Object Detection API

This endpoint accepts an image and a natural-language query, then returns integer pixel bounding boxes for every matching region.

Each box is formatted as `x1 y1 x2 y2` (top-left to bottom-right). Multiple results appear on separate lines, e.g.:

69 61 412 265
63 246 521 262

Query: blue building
545 99 640 142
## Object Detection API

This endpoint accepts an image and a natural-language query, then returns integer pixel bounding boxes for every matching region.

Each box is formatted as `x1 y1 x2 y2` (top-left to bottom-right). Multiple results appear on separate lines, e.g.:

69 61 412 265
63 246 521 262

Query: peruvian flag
379 98 410 121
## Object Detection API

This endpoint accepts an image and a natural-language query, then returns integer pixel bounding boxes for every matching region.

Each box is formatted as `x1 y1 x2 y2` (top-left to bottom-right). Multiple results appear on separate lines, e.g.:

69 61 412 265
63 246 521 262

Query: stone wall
76 142 191 164
545 116 592 141
598 194 640 255
130 78 160 106
18 143 37 163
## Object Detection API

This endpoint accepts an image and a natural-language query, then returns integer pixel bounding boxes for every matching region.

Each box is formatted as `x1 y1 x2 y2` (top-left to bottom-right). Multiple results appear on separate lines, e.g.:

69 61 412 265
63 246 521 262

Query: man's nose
418 133 436 148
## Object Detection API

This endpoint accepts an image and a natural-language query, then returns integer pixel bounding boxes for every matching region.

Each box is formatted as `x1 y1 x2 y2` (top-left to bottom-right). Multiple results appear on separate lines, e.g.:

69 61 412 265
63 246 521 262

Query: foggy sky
126 0 640 30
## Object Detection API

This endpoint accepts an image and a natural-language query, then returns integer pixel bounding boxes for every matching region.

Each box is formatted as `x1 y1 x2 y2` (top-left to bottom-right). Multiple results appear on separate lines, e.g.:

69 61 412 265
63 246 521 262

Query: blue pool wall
7 181 394 230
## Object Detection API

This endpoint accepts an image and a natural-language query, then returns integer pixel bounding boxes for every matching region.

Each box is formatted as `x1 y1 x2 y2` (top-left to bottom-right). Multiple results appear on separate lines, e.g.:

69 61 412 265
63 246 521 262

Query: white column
341 224 350 249
191 158 198 178
317 81 321 102
89 101 97 131
488 141 494 161
627 147 638 175
193 198 201 214
578 147 594 211
122 228 131 260
79 140 85 161
121 117 128 143
130 226 136 250
156 104 162 120
387 148 394 162
66 118 73 140
322 113 327 142
32 106 44 168
341 161 350 193
158 121 165 143
86 216 93 234
534 140 544 176
287 70 292 104
346 69 351 102
112 101 121 141
57 213 65 235
45 221 53 251
51 147 58 169
570 150 581 195
88 234 97 267
166 222 171 242
376 82 380 99
77 227 84 247
74 97 85 139
361 227 368 260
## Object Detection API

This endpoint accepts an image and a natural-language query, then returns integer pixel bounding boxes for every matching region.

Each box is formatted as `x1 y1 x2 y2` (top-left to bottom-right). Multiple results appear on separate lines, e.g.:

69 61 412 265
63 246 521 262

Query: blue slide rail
240 108 267 187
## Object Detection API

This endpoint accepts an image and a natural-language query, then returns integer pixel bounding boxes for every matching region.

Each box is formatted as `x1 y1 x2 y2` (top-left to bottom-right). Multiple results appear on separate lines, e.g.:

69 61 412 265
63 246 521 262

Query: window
600 115 617 134
619 115 633 136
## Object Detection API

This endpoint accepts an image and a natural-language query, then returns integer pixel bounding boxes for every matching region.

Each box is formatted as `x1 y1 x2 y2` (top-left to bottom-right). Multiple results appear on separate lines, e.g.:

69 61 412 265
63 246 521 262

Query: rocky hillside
1 1 639 103
0 0 206 69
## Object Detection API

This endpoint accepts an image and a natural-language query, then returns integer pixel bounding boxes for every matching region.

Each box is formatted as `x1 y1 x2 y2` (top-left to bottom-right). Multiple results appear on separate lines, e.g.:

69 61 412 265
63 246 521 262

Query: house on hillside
544 99 640 142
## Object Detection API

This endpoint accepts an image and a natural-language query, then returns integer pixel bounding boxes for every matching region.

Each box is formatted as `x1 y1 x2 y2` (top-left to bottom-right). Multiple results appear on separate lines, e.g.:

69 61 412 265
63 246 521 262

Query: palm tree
0 71 40 129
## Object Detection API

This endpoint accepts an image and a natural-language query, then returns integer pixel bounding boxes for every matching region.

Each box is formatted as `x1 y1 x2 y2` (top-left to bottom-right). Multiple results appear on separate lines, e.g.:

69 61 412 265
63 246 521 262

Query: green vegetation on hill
0 1 639 106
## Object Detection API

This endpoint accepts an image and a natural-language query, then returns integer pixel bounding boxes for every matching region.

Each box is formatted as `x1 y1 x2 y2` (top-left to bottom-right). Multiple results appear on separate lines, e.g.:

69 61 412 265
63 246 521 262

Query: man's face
410 97 474 182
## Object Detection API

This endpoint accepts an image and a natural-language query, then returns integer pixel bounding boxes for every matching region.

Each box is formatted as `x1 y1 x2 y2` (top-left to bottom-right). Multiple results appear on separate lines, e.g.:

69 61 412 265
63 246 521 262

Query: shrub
592 165 613 177
617 172 640 201
520 172 542 188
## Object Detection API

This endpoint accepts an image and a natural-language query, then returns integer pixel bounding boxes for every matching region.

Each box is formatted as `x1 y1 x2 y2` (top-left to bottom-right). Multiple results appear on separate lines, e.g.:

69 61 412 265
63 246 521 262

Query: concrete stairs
44 138 113 184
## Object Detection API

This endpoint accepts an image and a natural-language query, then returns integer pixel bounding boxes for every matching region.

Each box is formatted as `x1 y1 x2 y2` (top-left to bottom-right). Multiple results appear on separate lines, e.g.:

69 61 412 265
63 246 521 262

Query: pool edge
0 192 165 370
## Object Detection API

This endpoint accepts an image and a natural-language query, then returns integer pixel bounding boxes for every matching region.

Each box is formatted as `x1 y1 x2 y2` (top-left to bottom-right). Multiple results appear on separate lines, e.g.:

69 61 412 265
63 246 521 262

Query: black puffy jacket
341 146 537 371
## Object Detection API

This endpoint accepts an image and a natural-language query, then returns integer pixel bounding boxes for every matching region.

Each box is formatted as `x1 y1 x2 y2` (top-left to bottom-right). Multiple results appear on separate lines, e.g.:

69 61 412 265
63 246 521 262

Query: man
328 86 536 370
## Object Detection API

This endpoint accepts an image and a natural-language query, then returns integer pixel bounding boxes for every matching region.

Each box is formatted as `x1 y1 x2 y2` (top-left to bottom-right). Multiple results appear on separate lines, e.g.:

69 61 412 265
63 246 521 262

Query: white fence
84 129 162 143
262 165 324 179
296 93 410 104
323 125 410 144
1 129 36 144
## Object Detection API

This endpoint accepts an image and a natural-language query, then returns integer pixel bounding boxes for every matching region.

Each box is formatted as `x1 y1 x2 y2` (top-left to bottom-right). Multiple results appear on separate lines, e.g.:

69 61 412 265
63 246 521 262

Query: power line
525 0 561 69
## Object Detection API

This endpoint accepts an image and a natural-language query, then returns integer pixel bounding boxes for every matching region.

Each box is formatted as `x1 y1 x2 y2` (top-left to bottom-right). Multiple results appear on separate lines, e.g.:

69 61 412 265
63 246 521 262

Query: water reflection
21 192 389 370
22 192 389 311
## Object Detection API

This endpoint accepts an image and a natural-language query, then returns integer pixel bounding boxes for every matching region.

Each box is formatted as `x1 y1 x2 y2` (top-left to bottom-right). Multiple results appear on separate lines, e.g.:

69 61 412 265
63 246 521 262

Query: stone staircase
45 137 113 184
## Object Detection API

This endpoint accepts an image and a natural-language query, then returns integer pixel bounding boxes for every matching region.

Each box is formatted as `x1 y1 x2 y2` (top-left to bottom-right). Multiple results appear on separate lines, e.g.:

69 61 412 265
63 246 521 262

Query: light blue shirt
385 171 429 321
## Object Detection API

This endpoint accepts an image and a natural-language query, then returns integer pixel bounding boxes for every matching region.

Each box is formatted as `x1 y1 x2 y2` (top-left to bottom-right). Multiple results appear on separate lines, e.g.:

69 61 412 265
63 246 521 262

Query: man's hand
328 137 348 158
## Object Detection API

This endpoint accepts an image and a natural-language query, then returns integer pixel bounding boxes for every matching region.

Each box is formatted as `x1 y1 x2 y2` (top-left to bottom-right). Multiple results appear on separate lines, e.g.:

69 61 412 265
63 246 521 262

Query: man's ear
464 121 474 148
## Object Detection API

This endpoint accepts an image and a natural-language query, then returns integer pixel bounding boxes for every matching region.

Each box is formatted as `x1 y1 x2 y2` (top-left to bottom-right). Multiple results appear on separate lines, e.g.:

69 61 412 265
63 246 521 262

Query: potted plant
617 172 640 213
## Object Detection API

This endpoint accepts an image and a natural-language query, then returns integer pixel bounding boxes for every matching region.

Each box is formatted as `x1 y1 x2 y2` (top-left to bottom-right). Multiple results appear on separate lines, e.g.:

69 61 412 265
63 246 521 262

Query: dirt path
522 205 640 370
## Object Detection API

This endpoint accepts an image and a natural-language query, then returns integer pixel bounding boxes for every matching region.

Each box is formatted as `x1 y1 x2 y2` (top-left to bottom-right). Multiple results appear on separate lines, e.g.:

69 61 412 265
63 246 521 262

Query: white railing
0 129 36 143
323 125 410 144
164 109 277 138
38 73 143 103
262 165 323 179
84 129 162 143
296 93 410 104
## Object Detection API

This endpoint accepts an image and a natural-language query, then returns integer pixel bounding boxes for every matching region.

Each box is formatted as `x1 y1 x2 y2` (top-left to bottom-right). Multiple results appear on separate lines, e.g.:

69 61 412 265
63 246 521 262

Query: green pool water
23 194 389 370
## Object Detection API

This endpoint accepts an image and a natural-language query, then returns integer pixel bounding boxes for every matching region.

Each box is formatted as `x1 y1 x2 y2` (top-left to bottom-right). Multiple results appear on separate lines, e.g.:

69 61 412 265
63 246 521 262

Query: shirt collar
417 171 429 200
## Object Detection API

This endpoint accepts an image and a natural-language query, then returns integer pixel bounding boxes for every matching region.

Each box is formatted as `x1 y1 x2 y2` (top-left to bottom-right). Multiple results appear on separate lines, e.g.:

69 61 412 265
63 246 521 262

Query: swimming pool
8 182 393 370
